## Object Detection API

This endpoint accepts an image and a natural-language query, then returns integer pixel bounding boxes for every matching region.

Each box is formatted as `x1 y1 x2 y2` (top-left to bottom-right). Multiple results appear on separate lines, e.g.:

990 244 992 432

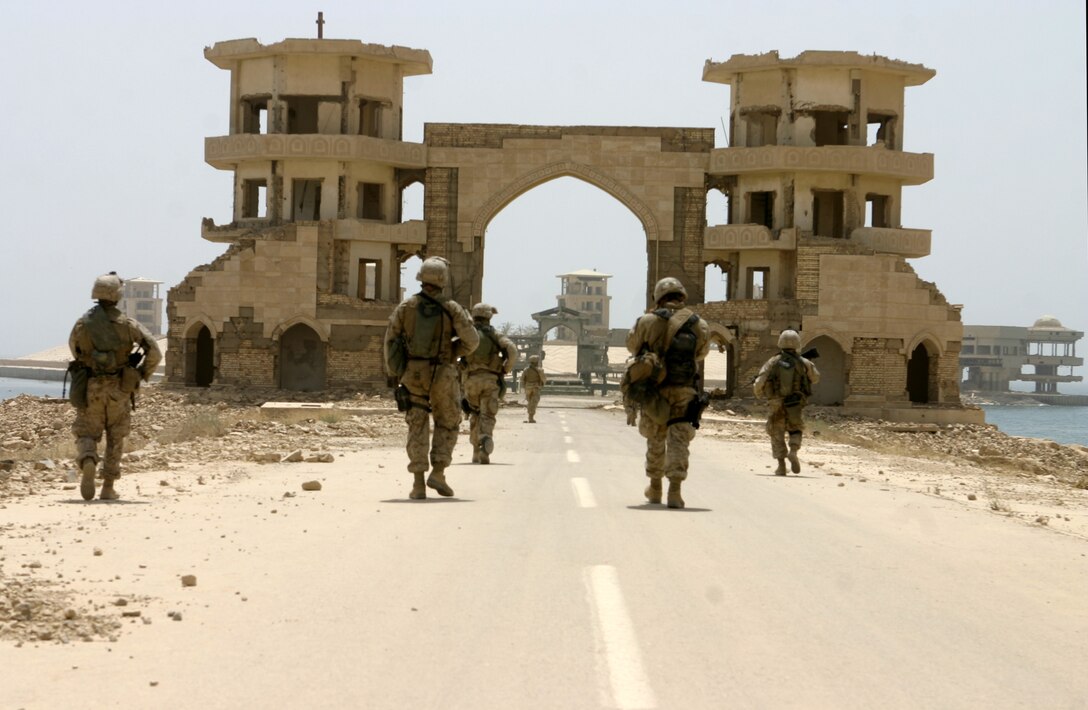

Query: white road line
570 477 597 508
584 565 657 710
566 449 581 463
563 435 573 444
561 425 570 433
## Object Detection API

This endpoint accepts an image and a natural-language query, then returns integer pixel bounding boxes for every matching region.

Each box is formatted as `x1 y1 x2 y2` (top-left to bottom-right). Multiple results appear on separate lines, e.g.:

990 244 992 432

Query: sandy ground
1 397 1086 708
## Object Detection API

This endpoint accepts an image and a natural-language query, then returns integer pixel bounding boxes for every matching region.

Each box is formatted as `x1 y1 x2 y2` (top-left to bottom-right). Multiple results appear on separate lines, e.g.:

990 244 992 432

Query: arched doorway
279 323 326 391
194 325 215 387
807 335 846 405
907 341 936 404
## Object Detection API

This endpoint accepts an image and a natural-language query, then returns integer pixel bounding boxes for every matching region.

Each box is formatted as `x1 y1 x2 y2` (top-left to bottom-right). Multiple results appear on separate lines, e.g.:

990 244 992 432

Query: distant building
119 277 164 336
555 269 611 338
961 316 1083 394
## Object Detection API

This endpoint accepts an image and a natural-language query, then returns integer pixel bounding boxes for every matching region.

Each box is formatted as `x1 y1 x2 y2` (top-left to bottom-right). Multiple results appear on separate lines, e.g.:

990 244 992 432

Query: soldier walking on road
625 277 710 509
384 257 479 499
68 272 163 501
519 354 547 423
753 329 820 475
462 304 518 464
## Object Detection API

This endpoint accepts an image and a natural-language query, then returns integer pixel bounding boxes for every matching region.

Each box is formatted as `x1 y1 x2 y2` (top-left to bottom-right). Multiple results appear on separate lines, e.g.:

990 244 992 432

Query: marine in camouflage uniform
69 272 163 501
384 258 479 499
753 329 821 475
519 354 546 423
625 277 710 509
463 304 518 464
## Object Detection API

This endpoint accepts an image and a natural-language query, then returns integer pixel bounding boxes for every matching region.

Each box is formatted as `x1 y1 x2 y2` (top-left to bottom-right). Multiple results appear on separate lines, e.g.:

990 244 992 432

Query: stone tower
167 37 431 390
699 51 966 419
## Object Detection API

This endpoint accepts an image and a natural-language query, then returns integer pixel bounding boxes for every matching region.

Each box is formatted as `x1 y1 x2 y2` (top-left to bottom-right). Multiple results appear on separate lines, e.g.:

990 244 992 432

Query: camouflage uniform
463 315 517 463
69 287 162 501
626 295 710 503
753 337 820 474
519 359 547 423
385 288 478 495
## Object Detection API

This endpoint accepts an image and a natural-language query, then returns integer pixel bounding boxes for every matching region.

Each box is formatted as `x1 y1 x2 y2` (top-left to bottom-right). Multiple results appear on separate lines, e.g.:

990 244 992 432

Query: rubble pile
0 571 123 645
0 387 403 499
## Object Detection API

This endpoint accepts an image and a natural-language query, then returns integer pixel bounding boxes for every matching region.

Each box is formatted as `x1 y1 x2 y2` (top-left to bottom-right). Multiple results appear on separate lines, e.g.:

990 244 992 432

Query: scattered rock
284 450 304 463
301 480 322 492
180 575 197 587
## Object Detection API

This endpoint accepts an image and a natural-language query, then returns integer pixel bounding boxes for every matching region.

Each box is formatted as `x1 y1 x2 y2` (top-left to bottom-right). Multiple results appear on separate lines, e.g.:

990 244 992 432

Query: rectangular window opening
748 191 774 228
292 179 322 221
813 111 850 146
358 259 381 301
865 194 889 228
242 97 269 134
866 113 897 148
357 182 384 220
812 190 845 238
242 179 267 219
285 96 320 134
359 99 382 137
746 267 769 300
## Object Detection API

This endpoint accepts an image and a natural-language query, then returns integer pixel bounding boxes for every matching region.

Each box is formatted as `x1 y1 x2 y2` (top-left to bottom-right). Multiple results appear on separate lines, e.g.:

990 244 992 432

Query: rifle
801 347 819 360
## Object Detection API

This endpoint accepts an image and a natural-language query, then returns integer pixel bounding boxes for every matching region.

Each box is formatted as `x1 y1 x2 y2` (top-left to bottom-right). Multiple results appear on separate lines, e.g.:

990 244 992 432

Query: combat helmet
91 272 123 302
778 329 801 350
653 277 687 304
416 257 449 288
528 355 540 364
471 303 497 320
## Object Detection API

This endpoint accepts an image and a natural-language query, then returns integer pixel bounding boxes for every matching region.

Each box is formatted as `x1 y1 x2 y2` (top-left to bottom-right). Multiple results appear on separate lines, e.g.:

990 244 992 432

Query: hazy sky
2 1 1085 387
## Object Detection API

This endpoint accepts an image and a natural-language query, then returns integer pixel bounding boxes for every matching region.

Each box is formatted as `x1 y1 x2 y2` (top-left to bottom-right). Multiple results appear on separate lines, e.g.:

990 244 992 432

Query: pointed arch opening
476 176 650 396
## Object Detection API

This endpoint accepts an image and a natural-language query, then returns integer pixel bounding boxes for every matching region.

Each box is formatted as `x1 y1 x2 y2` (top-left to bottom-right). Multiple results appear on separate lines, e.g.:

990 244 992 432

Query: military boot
775 458 787 476
409 472 427 500
99 478 119 501
666 478 685 509
426 467 454 497
644 477 662 505
480 435 494 455
787 448 801 474
472 448 481 464
79 459 97 501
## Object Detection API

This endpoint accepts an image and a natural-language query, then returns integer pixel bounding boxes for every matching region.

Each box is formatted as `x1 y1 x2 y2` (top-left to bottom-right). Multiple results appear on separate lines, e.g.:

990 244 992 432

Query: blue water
980 404 1088 447
0 377 66 401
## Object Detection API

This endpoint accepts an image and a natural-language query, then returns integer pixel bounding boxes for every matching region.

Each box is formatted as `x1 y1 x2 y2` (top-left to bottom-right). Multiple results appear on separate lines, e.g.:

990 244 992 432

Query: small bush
156 411 228 444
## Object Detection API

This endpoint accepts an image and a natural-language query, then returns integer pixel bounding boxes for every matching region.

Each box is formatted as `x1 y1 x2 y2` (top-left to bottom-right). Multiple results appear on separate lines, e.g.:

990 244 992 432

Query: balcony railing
708 145 933 185
851 227 931 258
333 219 426 245
704 225 796 251
205 134 428 169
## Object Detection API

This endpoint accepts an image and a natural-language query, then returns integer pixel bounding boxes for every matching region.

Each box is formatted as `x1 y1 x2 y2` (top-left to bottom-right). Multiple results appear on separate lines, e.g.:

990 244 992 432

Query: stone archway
806 335 846 405
907 341 938 404
423 125 713 310
279 323 326 391
182 319 217 387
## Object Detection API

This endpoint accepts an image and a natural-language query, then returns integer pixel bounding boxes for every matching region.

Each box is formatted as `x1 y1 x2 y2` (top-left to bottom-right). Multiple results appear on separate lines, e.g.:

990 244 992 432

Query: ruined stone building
556 269 612 336
962 317 1084 395
119 277 164 336
166 37 970 421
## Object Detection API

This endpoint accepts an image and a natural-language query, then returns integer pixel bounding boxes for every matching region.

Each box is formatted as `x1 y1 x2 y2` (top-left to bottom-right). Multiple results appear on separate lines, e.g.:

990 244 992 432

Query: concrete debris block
305 453 335 463
93 548 103 557
301 480 322 491
180 575 197 587
284 450 304 463
33 460 56 471
250 452 282 464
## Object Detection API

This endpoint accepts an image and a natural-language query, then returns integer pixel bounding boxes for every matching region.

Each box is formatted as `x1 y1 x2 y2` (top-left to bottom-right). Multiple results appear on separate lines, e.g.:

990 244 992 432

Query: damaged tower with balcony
167 37 431 389
700 51 969 421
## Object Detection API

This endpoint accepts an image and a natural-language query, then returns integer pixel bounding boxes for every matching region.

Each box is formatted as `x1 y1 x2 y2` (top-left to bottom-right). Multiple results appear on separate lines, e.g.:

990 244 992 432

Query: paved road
2 401 1086 709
